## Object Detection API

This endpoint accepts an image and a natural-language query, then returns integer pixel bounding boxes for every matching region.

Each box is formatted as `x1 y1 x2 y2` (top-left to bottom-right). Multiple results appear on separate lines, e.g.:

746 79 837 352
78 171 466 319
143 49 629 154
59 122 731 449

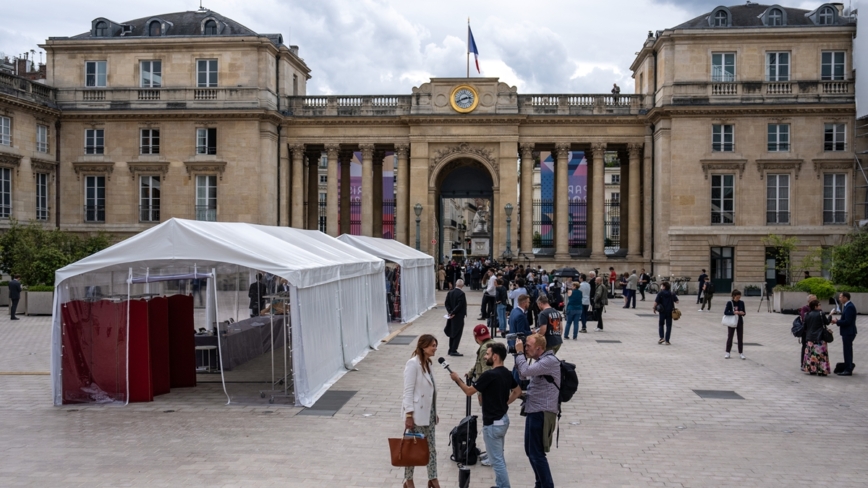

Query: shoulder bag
822 326 835 343
722 301 738 327
672 307 682 321
389 430 430 467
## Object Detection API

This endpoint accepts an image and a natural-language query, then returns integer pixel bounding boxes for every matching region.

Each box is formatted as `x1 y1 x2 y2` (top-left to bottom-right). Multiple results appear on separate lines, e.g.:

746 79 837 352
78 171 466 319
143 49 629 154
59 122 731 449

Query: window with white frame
319 174 327 184
821 51 845 81
0 168 10 218
713 10 729 26
140 129 160 154
196 128 217 155
766 174 790 224
36 124 48 153
84 175 105 222
711 174 734 224
824 123 846 151
819 6 835 25
767 124 790 152
85 61 107 87
823 174 846 224
768 8 784 26
196 175 217 221
36 173 48 221
140 60 162 88
85 129 104 154
712 124 734 152
711 53 736 82
766 52 789 81
139 175 160 222
319 155 328 168
0 117 10 146
611 192 620 203
611 174 620 184
196 59 218 88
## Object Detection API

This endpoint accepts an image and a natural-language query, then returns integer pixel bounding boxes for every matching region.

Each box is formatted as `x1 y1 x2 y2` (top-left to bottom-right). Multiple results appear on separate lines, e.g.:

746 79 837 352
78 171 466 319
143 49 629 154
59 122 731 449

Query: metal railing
532 199 554 248
823 211 847 225
383 199 396 239
317 200 327 233
568 201 587 250
766 211 790 225
195 205 217 222
139 205 160 223
84 205 105 222
604 199 620 250
349 200 361 235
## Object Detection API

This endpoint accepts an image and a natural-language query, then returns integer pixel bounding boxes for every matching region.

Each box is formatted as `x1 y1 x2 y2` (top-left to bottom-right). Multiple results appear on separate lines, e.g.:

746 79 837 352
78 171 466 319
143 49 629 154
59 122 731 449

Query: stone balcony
669 80 854 105
55 87 278 111
0 72 57 109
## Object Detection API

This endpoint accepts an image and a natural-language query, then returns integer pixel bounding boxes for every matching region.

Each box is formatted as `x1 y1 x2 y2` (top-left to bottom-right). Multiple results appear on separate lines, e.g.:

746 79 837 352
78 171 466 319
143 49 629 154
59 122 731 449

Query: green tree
830 230 868 289
762 234 798 285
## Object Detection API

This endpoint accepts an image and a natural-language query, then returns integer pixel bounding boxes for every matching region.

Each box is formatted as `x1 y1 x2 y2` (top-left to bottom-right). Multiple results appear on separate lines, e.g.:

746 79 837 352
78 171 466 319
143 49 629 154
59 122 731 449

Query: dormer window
713 10 729 27
149 21 162 36
768 8 783 26
819 6 835 25
204 20 218 35
94 21 108 37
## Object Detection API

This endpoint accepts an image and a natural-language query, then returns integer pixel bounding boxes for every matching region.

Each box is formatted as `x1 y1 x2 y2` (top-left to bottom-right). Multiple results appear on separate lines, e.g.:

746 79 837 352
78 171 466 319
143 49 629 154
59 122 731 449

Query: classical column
325 144 340 236
554 143 571 260
519 143 535 260
373 149 385 238
395 144 410 244
359 143 374 236
279 136 290 226
589 142 607 260
628 143 643 258
340 149 352 234
289 143 305 228
306 150 320 230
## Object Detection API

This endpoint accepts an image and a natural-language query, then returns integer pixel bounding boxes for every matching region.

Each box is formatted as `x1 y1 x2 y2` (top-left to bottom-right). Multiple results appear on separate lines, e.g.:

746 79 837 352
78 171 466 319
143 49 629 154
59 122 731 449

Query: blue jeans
565 310 581 339
482 414 511 488
524 412 554 488
659 313 672 342
497 304 507 333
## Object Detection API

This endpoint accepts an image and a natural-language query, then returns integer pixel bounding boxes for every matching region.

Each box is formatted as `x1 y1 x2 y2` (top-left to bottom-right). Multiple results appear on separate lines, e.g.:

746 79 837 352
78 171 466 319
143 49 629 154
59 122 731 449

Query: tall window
318 192 327 232
823 174 846 224
0 117 10 146
197 59 218 88
36 173 48 221
36 124 48 153
712 124 734 152
0 168 10 219
196 175 217 221
611 174 620 184
767 124 790 152
819 6 835 25
140 129 160 154
768 8 784 26
139 175 160 222
821 52 845 81
85 61 107 87
711 53 736 82
149 21 162 37
766 175 790 224
140 60 162 88
611 192 620 203
196 128 217 155
84 175 105 222
204 20 218 35
94 21 108 37
711 174 734 224
713 10 729 27
85 129 104 154
824 123 846 151
766 52 789 81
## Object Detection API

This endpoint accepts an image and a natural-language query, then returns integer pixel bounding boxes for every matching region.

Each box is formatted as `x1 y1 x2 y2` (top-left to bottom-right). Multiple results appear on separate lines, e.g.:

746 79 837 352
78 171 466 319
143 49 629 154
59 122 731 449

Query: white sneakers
595 327 602 332
724 353 731 359
698 309 703 312
740 354 746 360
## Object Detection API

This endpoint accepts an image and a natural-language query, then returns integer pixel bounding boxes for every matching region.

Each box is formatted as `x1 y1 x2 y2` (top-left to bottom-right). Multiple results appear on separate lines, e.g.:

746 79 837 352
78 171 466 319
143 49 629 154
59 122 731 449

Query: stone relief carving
430 142 497 174
72 161 115 180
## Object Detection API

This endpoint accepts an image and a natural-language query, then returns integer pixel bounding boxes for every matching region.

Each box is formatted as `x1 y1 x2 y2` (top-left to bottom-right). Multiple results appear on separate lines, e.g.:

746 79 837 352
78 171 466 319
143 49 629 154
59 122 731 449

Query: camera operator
514 333 560 488
450 342 521 488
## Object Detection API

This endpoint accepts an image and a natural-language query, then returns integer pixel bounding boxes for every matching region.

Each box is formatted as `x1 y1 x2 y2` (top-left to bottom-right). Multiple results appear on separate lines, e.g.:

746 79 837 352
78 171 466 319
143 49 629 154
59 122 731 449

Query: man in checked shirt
514 333 560 488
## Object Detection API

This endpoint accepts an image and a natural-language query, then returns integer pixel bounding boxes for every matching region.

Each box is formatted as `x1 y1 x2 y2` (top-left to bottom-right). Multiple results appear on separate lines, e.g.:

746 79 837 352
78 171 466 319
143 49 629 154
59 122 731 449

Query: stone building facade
0 4 861 292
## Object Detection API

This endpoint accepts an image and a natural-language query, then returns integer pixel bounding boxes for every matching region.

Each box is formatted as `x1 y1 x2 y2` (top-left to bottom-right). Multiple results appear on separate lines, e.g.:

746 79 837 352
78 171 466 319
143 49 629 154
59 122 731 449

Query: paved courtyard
1 290 867 487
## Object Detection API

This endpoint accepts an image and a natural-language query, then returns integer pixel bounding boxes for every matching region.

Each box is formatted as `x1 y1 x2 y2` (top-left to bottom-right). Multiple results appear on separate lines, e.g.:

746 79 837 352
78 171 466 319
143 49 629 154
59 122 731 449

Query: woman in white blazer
402 334 440 488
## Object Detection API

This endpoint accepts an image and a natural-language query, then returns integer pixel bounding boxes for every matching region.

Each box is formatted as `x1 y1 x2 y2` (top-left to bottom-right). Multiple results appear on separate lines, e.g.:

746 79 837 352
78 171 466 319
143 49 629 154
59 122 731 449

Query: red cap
473 324 491 340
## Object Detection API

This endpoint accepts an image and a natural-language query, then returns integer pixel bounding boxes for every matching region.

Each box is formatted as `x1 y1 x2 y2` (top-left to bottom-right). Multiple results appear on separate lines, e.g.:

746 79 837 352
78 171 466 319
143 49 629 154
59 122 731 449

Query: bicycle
645 278 660 294
672 276 691 295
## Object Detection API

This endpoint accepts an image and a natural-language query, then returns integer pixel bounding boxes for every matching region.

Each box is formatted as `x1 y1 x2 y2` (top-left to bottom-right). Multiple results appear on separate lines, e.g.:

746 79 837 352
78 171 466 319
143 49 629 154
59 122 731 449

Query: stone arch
428 143 500 191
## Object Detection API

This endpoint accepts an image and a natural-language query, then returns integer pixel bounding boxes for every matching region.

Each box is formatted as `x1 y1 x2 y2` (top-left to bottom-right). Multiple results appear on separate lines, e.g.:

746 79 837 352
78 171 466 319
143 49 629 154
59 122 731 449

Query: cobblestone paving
0 293 866 487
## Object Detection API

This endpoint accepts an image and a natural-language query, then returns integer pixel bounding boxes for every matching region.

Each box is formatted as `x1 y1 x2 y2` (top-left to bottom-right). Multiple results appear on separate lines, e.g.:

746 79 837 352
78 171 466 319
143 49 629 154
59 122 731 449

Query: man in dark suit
444 279 467 356
248 273 267 317
834 292 858 376
8 275 21 320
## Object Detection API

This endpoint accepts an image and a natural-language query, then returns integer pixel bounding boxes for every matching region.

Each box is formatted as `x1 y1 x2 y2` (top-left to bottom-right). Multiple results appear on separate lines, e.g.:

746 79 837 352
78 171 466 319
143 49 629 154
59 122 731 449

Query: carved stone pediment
128 161 170 180
72 161 115 180
183 160 227 180
430 142 498 173
755 159 803 179
30 158 57 178
0 152 22 174
811 158 854 179
700 158 747 179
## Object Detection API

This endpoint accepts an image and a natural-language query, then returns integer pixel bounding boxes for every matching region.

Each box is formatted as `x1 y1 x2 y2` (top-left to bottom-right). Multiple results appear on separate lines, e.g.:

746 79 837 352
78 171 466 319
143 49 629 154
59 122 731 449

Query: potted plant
24 285 54 316
743 285 761 297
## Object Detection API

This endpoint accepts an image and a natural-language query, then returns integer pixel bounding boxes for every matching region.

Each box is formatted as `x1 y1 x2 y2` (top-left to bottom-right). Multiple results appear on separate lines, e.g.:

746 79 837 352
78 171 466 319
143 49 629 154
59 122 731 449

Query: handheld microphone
437 357 453 374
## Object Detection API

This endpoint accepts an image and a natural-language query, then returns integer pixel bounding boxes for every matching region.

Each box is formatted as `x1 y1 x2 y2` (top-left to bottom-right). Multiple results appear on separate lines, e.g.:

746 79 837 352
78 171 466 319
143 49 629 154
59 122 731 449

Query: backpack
448 415 480 465
791 316 804 338
543 359 579 403
704 281 715 294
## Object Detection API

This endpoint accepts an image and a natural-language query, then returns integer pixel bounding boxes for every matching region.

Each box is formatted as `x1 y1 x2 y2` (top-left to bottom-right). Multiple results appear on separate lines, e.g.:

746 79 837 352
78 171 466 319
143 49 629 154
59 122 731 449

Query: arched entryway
434 158 494 263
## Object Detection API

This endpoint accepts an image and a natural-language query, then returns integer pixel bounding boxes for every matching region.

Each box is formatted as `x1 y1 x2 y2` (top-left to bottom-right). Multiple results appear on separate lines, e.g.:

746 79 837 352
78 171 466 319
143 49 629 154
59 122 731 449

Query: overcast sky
0 0 850 94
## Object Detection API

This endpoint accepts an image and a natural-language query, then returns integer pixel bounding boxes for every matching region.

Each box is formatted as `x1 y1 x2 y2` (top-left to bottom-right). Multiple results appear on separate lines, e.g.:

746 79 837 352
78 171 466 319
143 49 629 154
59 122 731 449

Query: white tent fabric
51 218 388 407
337 234 436 323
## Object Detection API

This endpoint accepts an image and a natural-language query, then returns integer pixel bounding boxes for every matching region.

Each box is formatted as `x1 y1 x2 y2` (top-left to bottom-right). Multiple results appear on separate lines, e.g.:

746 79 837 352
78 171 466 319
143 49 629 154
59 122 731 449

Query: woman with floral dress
802 299 833 376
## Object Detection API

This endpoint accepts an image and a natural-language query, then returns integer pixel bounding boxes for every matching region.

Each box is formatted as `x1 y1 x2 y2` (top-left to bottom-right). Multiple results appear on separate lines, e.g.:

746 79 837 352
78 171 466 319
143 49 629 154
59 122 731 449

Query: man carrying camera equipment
450 342 521 488
514 334 560 488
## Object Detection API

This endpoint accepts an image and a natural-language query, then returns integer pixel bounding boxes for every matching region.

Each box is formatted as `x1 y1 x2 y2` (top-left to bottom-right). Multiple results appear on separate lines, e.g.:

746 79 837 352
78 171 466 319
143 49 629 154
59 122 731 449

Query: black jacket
8 279 21 300
445 288 467 321
804 310 832 344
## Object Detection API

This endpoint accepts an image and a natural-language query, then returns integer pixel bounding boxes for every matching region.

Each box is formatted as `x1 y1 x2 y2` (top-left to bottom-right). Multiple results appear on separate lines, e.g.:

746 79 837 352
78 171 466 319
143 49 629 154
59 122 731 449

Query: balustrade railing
711 83 738 96
822 81 849 94
766 82 792 95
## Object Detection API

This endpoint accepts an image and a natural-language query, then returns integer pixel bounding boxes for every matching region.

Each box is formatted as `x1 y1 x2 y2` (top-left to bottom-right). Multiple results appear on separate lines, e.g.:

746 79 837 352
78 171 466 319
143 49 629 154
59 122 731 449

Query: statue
471 207 489 234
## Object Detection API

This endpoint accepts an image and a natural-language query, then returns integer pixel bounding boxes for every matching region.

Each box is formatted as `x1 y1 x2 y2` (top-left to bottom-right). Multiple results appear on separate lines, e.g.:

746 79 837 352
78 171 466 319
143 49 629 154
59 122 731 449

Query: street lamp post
414 203 423 251
503 203 514 262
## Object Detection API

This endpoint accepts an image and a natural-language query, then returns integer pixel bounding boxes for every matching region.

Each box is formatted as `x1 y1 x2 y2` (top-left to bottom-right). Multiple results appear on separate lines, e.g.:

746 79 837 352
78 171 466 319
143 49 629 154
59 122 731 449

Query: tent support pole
125 268 131 406
213 268 230 405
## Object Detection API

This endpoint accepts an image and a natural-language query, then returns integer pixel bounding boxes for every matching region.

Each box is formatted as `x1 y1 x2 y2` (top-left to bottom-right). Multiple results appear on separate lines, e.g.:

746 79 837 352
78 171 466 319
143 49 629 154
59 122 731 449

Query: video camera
505 332 526 354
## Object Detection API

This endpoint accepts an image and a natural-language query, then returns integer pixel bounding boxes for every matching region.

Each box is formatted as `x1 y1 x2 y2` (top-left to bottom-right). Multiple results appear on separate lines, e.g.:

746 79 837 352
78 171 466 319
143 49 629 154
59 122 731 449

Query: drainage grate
298 390 357 416
743 343 763 346
693 390 744 400
596 340 622 344
387 335 417 345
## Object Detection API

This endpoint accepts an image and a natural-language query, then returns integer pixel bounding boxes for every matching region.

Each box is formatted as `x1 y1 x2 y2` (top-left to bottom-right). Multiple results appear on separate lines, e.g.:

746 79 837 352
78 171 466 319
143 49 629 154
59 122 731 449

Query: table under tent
51 219 388 408
336 235 436 324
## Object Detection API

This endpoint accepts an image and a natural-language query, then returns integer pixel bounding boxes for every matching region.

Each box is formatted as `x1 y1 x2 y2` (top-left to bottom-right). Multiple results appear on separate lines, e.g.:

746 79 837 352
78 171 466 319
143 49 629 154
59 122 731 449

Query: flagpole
466 18 470 78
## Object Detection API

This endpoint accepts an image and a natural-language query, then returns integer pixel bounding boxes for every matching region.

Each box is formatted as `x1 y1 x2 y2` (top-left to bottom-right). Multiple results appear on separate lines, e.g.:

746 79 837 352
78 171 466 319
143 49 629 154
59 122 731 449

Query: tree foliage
831 230 868 289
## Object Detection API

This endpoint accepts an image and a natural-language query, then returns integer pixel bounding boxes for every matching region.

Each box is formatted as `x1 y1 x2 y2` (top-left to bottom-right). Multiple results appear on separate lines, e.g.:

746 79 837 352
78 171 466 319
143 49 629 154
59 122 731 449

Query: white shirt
485 275 497 295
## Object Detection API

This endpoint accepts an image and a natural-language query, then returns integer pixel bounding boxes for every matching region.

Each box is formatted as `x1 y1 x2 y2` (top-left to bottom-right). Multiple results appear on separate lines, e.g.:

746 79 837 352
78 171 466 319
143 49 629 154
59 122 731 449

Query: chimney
16 58 27 75
289 45 299 57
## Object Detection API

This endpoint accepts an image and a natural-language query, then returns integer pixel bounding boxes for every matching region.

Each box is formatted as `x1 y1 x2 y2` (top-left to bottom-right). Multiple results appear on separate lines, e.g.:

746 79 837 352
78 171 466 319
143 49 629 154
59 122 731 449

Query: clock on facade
449 85 479 113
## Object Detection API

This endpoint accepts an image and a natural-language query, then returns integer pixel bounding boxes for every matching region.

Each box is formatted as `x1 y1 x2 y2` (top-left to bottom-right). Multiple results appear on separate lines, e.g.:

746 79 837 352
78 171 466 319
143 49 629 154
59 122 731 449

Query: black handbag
822 327 834 343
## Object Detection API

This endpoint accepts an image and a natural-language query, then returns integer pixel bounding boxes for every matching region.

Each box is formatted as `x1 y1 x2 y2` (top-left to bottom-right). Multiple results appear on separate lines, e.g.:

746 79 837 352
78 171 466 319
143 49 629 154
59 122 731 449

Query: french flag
468 26 480 74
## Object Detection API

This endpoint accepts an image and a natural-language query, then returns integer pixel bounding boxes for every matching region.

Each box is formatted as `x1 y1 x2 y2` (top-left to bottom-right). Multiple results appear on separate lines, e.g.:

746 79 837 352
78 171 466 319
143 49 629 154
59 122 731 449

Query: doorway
710 246 733 293
765 247 788 293
436 159 494 263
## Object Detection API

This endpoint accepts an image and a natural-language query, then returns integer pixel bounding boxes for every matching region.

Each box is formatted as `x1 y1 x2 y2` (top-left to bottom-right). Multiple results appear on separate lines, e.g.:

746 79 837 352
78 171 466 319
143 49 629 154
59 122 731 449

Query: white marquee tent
337 234 436 323
51 218 388 407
